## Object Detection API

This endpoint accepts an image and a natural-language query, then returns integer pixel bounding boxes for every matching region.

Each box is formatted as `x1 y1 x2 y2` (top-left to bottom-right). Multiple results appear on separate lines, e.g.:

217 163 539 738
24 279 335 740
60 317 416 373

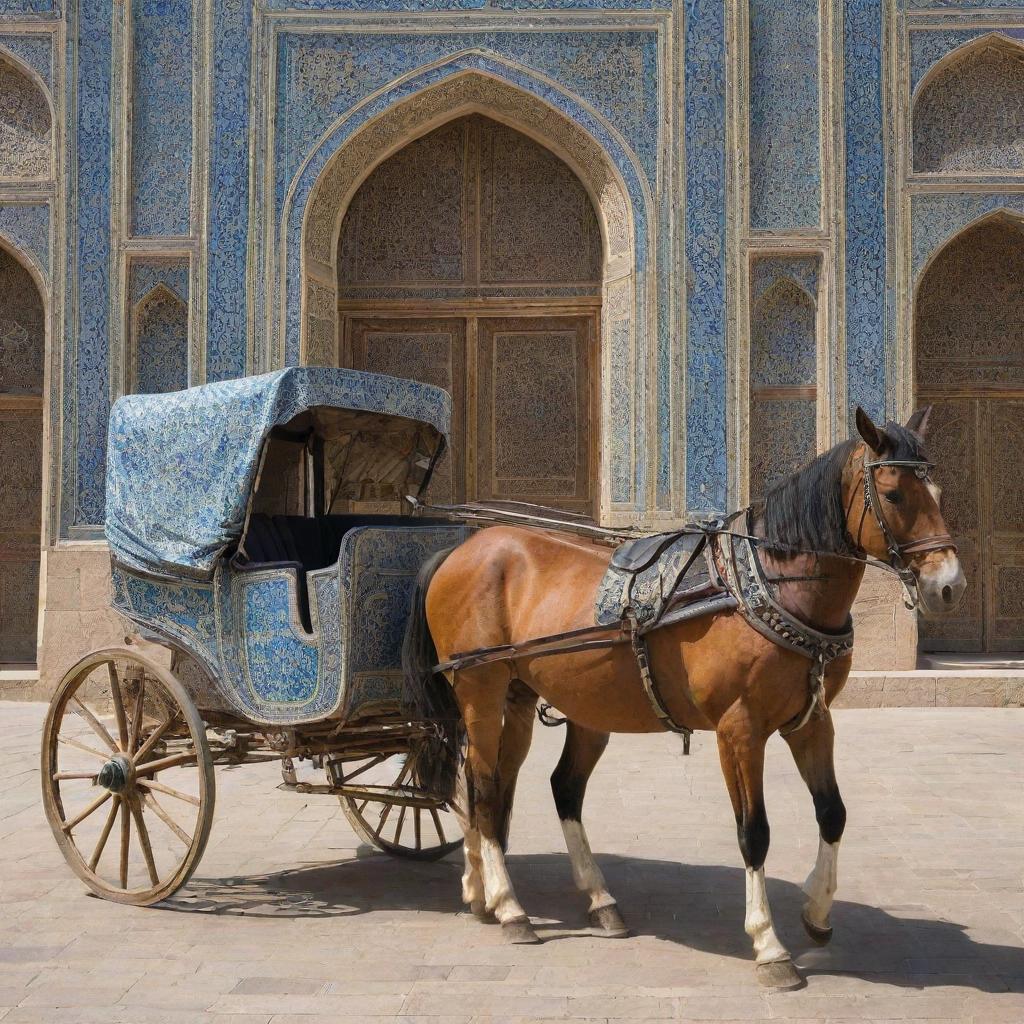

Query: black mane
758 422 927 556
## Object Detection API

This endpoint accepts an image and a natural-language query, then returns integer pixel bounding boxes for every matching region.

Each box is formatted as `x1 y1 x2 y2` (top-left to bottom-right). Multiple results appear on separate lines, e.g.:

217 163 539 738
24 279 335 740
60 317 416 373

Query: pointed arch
913 33 1024 173
914 205 1024 291
132 284 189 395
0 237 47 665
0 47 52 181
285 62 647 518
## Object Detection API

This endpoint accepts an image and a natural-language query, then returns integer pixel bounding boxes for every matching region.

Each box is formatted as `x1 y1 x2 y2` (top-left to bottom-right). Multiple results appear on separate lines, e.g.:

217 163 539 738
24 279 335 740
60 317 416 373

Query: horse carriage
41 367 472 905
40 364 966 990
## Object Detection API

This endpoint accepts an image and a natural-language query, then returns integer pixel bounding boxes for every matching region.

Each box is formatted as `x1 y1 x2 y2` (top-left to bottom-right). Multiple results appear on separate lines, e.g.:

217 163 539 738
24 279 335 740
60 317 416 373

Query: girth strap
626 610 693 737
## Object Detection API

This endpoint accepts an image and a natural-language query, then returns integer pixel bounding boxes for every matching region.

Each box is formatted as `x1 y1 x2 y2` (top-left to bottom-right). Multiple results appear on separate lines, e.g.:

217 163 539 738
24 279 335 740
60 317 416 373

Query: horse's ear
905 404 933 439
854 406 887 454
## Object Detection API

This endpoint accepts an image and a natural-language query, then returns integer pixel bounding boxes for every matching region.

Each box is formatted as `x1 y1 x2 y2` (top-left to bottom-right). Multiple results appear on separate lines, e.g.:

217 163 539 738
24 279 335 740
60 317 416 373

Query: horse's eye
883 490 903 505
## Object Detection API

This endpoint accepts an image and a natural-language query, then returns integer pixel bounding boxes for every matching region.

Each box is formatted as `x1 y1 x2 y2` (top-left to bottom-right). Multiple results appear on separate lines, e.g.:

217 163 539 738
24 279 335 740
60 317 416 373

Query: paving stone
1 702 1023 1022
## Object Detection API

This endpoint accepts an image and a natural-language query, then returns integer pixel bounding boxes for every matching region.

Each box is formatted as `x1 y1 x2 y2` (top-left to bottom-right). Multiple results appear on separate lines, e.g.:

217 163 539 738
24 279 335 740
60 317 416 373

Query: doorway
337 114 601 516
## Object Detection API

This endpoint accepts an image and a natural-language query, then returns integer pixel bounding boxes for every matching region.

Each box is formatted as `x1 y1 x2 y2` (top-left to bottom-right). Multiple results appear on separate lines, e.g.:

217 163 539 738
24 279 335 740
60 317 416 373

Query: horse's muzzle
916 551 967 616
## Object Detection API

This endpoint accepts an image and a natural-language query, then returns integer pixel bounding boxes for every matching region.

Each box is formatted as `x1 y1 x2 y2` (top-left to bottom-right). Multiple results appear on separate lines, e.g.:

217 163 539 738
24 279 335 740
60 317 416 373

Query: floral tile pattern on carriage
105 367 451 577
240 572 319 705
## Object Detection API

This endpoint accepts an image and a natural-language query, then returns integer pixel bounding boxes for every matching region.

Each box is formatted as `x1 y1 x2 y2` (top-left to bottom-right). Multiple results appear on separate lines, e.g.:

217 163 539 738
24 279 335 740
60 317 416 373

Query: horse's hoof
589 905 630 938
502 917 542 944
756 958 806 992
801 910 833 946
470 899 495 922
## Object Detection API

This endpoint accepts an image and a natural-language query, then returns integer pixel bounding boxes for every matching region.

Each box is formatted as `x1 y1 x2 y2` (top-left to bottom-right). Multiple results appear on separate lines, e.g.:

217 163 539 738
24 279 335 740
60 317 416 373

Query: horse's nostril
942 585 953 604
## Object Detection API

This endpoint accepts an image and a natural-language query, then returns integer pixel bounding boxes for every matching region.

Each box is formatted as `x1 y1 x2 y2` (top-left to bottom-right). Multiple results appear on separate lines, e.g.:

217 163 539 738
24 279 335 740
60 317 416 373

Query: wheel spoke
136 778 200 807
430 807 446 845
57 734 109 761
62 789 112 833
142 791 192 846
70 696 118 752
393 805 407 846
376 761 412 833
133 715 174 766
128 677 146 755
414 808 422 850
119 800 130 888
107 664 129 749
135 751 196 777
89 797 120 871
52 769 99 781
129 797 160 886
340 754 386 784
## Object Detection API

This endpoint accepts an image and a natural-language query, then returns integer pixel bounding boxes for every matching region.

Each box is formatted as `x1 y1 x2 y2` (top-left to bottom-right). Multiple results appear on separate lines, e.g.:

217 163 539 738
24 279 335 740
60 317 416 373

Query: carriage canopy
105 367 452 578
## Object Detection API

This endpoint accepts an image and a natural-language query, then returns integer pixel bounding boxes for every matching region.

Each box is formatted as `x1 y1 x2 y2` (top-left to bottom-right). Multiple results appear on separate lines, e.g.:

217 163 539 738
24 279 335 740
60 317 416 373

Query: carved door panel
984 399 1024 651
475 316 595 515
917 396 984 651
348 317 467 504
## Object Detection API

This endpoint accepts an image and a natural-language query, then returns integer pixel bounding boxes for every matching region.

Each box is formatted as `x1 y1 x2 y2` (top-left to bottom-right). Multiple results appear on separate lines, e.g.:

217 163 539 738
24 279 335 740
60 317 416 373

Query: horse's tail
402 546 462 805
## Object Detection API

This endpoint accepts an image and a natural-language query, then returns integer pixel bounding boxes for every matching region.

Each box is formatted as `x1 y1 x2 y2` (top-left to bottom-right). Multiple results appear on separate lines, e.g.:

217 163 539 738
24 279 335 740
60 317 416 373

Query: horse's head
849 406 966 614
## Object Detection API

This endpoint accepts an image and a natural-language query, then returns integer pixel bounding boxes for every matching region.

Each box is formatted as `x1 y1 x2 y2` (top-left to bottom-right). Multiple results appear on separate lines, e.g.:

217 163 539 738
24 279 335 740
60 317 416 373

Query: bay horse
403 407 965 990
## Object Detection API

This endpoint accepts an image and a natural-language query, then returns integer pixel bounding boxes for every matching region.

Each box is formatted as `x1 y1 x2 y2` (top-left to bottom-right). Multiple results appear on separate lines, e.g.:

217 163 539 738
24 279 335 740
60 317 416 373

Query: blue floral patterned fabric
105 367 451 577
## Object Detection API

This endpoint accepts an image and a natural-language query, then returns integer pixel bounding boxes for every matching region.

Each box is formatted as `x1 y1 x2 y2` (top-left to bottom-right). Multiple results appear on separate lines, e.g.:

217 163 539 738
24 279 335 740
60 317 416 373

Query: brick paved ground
1 702 1022 1023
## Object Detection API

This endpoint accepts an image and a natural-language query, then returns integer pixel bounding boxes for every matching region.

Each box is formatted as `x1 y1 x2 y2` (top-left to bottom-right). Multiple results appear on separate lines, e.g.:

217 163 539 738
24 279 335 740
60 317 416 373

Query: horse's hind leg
551 722 629 937
716 708 804 991
455 667 539 943
495 678 538 851
782 711 845 945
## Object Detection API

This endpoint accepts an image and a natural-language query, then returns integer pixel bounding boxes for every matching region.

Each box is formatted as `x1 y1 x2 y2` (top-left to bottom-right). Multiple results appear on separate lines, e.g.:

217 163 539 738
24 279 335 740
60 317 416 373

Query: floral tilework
748 0 821 231
134 286 188 395
912 193 1024 282
0 53 50 179
685 0 728 512
0 204 49 280
0 0 58 13
844 0 887 427
71 0 114 526
131 0 193 236
0 34 53 91
128 259 188 306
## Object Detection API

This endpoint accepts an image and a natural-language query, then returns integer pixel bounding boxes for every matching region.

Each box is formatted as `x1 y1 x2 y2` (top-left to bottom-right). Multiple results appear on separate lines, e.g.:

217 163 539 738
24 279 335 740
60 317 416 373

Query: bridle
856 449 958 608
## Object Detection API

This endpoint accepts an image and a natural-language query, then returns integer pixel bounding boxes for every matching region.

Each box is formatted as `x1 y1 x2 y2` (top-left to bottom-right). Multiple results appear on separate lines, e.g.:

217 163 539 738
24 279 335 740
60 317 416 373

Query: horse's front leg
551 721 629 937
716 707 804 991
782 710 846 945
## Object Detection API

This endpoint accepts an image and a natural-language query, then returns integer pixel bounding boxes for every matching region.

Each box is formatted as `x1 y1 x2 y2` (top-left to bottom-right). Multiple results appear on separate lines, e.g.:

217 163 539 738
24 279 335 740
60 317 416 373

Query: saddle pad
595 531 709 628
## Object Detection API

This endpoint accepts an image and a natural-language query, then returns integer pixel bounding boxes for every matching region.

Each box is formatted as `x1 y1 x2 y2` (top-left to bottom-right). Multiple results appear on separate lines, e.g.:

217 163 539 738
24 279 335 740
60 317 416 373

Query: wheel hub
97 754 132 794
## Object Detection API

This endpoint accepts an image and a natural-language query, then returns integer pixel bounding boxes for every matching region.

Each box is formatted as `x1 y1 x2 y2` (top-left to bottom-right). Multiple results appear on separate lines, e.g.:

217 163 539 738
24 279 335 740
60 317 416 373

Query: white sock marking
745 867 790 964
561 819 616 912
802 838 840 931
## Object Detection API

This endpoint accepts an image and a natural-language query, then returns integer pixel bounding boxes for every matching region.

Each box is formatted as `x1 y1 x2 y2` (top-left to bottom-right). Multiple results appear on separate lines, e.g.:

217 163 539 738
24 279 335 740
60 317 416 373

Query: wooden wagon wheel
336 752 463 861
41 647 215 906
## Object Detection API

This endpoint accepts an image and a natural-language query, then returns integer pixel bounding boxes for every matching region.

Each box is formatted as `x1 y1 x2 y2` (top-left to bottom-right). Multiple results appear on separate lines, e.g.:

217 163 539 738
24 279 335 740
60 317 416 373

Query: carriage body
104 366 467 728
42 368 469 906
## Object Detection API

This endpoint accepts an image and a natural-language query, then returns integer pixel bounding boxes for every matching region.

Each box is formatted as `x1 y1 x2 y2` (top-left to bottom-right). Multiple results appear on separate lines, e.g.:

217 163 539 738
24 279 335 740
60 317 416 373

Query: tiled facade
0 0 1022 683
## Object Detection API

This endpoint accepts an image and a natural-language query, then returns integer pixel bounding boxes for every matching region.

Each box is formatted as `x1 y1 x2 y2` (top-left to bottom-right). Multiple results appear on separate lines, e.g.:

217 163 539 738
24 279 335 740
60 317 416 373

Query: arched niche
914 212 1024 652
0 50 52 180
747 261 819 495
294 68 642 517
132 284 188 395
913 35 1024 173
0 241 46 664
335 113 603 513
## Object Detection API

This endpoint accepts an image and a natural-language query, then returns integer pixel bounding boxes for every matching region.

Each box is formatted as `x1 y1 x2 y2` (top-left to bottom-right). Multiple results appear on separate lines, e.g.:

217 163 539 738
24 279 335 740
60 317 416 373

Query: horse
402 406 965 990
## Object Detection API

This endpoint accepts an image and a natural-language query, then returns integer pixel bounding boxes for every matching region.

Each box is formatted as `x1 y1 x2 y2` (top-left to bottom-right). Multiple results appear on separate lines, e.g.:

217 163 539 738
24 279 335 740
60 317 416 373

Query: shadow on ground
164 851 1023 992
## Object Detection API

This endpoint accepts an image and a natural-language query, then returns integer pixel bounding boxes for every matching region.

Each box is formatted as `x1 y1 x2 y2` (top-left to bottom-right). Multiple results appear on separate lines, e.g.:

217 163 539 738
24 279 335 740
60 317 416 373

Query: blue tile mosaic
912 193 1024 282
207 0 252 382
0 203 49 280
684 0 728 513
844 0 887 426
909 29 1024 95
0 33 53 91
128 259 189 305
749 0 821 231
131 0 192 236
71 0 114 526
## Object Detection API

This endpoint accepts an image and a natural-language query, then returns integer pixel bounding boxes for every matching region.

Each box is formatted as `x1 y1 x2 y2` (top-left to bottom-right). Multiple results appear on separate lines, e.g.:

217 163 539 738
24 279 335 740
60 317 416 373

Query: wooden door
347 313 596 514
